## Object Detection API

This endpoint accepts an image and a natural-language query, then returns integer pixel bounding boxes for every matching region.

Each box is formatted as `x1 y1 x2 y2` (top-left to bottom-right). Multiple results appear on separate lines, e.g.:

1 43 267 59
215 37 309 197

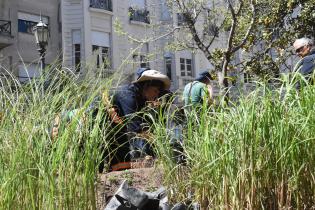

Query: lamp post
33 18 49 71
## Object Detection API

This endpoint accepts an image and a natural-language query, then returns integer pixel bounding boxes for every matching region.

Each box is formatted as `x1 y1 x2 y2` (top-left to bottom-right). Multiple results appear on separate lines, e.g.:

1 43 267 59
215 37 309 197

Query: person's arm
206 84 214 105
51 114 60 141
102 92 123 124
200 84 213 105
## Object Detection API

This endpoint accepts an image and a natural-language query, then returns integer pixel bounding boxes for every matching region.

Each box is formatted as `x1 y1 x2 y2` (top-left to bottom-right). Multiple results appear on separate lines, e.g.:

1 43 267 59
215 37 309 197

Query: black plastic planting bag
115 194 138 210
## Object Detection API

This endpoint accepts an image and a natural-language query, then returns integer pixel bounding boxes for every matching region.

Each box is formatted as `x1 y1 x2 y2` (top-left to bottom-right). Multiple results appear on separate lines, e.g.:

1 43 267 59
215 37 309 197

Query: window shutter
91 31 110 47
72 30 81 44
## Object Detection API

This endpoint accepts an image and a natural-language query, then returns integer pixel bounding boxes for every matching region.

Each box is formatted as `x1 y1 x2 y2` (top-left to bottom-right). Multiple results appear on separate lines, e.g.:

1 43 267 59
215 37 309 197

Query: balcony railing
90 0 112 11
98 69 114 79
182 78 194 86
0 20 11 36
129 7 150 24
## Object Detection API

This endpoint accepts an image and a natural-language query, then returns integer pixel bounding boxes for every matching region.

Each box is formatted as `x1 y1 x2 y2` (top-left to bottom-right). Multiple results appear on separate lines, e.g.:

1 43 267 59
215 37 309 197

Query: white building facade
61 0 154 82
60 0 225 91
0 0 61 83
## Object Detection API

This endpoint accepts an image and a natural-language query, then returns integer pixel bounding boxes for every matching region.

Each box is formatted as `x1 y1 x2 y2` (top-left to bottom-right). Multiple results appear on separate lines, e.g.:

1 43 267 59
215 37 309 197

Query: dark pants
98 124 131 172
129 137 153 159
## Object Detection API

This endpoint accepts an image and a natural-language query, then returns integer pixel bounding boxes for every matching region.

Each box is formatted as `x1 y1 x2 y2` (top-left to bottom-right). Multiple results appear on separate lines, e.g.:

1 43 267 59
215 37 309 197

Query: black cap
195 71 213 81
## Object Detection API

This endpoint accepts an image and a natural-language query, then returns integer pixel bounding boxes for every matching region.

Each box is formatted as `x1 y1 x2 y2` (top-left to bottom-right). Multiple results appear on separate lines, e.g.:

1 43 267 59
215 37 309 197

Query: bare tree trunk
218 57 230 103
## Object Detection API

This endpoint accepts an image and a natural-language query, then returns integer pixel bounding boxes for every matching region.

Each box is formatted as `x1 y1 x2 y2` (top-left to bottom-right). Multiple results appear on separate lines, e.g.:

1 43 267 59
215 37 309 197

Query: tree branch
206 17 227 50
175 0 212 60
231 0 256 53
127 26 180 44
235 0 244 16
226 0 237 53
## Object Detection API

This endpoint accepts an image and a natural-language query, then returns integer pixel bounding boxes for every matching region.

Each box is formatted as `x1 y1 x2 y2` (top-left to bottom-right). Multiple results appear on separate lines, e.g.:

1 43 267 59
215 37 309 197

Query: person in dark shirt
110 69 170 169
293 37 315 89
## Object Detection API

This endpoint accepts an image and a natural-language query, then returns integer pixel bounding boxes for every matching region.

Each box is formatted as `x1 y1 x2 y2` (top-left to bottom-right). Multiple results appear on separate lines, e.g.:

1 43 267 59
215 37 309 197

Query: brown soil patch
96 166 164 210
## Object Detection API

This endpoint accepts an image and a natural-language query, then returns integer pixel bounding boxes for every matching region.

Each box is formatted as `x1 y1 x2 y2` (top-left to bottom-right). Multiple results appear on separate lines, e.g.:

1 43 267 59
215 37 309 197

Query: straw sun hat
133 69 171 90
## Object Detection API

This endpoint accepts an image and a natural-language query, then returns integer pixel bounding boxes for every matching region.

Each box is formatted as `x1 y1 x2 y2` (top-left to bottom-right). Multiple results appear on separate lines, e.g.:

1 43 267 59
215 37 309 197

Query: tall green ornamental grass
0 64 117 209
1 60 315 210
152 80 315 209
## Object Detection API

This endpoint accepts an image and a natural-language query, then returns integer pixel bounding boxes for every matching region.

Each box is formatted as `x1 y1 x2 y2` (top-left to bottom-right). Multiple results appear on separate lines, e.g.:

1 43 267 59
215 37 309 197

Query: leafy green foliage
242 0 315 78
169 0 315 81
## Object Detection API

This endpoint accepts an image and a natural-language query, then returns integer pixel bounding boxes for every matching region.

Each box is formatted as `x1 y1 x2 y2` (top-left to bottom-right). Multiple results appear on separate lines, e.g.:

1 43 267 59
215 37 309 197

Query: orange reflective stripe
111 162 131 171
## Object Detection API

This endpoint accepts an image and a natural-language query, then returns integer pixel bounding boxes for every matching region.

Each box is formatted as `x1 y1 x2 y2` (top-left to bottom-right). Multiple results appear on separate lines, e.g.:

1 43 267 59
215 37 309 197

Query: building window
205 9 219 37
18 12 49 34
91 31 111 69
92 45 110 69
183 78 194 86
18 19 37 34
177 13 188 26
165 57 172 80
133 54 149 68
129 8 150 24
160 0 171 21
180 58 192 77
205 24 219 37
74 44 81 71
132 43 149 68
90 0 112 11
72 30 81 72
140 55 148 68
129 0 149 24
244 72 252 83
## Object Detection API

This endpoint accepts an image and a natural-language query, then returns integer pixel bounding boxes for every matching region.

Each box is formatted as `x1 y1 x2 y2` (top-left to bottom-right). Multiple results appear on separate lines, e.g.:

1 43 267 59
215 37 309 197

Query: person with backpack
182 71 213 108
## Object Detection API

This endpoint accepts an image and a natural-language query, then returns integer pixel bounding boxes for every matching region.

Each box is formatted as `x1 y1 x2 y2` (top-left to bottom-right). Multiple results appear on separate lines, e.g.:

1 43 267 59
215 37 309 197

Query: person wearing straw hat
108 69 171 170
112 69 171 131
182 70 213 107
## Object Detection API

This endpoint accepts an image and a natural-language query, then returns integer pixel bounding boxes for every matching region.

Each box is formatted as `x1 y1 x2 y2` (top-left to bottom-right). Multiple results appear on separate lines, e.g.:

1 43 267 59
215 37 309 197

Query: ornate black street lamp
33 18 49 70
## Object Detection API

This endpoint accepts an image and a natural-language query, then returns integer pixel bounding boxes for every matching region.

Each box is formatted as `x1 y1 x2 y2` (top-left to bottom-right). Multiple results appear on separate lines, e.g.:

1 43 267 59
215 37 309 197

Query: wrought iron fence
90 0 112 11
129 7 150 24
0 20 11 36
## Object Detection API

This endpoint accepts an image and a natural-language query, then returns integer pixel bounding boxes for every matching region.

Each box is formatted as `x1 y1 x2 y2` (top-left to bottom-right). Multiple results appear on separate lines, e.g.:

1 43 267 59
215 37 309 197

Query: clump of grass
152 80 315 209
122 170 134 185
107 175 119 185
0 64 118 209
